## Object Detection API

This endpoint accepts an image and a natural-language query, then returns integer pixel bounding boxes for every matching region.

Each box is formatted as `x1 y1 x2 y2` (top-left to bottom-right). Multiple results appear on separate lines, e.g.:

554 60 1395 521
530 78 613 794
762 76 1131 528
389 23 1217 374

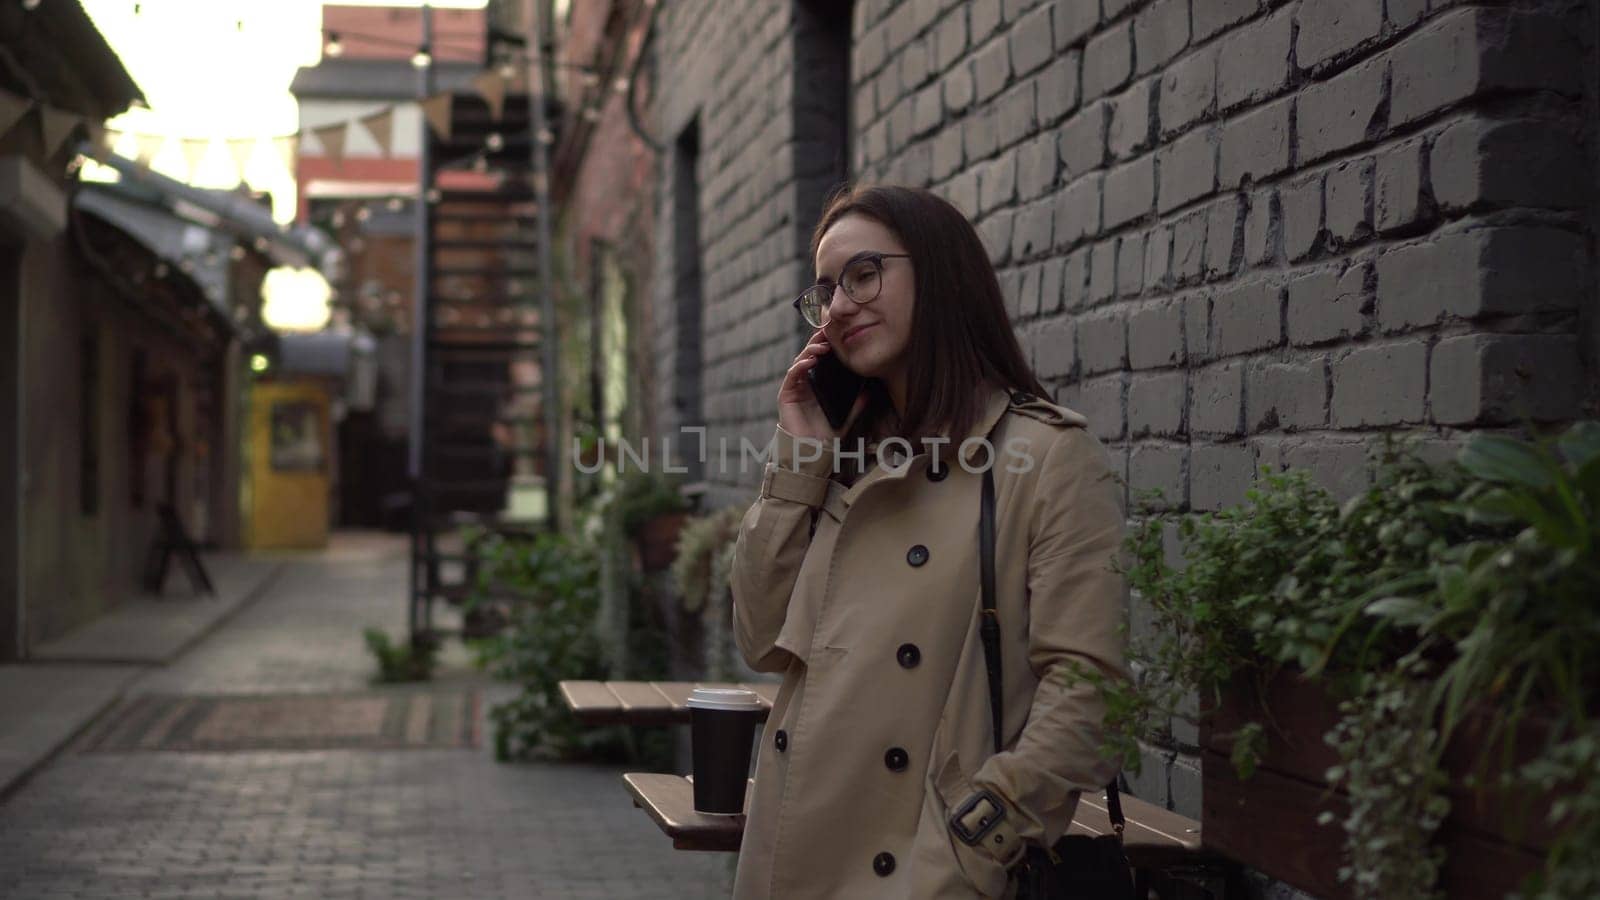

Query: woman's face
814 214 915 381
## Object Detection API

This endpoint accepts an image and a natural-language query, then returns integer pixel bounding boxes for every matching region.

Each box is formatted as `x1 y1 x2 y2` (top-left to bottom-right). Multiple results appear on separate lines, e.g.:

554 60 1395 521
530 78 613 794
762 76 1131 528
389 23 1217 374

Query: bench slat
559 681 624 725
622 773 1208 868
650 681 696 711
1078 793 1203 851
605 681 681 727
623 772 747 852
746 682 779 707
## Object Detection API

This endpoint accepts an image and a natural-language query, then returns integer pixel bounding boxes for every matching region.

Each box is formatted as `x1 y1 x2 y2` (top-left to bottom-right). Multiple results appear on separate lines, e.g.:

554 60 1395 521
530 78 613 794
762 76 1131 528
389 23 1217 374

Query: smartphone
806 346 866 430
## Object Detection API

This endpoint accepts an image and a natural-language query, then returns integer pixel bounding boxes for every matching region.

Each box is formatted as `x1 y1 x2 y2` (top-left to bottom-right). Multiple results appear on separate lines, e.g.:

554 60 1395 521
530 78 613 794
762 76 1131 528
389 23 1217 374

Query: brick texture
642 0 1600 837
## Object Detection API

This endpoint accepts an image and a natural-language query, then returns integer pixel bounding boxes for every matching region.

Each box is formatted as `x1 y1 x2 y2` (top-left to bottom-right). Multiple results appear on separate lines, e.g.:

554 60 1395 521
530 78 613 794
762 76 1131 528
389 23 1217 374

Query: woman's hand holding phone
779 327 868 441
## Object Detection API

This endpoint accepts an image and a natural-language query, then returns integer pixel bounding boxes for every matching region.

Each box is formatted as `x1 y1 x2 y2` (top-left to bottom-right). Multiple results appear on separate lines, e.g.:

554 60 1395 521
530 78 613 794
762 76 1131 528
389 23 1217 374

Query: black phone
806 346 866 430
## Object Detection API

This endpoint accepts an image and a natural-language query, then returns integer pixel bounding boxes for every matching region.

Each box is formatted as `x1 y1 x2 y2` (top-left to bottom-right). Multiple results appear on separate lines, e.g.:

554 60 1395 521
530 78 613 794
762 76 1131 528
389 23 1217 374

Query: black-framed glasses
792 251 911 328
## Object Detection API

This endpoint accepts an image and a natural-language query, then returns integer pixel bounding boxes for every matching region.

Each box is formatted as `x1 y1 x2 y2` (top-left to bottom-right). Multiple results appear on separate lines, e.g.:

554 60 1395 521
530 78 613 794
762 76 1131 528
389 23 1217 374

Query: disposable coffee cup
687 688 764 815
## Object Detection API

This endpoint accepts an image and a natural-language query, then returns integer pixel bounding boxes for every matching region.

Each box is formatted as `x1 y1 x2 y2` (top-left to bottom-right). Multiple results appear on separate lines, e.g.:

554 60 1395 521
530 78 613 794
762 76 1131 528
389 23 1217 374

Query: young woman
729 184 1130 899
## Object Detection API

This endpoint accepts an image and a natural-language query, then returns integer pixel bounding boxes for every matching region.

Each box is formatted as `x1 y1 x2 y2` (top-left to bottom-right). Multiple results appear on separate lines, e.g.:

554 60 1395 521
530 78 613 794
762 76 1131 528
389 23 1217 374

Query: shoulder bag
976 466 1136 900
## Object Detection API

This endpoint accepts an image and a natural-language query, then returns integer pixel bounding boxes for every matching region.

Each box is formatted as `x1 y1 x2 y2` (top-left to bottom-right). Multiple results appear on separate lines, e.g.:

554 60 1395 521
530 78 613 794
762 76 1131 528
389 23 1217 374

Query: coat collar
844 384 1013 505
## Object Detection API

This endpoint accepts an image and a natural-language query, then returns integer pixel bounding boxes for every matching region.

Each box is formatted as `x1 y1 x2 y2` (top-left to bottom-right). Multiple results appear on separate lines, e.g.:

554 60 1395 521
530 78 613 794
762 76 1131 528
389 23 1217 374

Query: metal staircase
409 90 553 642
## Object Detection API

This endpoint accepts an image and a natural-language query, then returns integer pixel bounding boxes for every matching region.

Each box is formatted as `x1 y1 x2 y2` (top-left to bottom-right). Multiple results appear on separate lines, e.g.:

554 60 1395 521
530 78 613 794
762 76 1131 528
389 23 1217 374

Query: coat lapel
843 385 1013 507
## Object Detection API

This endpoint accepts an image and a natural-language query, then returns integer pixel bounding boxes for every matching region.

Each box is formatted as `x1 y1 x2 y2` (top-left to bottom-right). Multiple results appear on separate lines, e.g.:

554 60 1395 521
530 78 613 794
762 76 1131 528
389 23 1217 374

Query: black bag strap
979 466 1124 838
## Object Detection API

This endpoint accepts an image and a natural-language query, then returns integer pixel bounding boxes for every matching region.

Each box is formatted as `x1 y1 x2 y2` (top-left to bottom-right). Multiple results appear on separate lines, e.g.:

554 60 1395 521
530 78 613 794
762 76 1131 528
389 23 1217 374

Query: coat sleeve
730 424 836 673
952 426 1132 879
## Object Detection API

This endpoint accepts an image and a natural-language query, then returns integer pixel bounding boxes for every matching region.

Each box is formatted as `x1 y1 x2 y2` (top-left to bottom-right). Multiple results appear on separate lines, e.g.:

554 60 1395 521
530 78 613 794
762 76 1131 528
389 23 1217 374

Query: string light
411 44 432 69
325 32 344 58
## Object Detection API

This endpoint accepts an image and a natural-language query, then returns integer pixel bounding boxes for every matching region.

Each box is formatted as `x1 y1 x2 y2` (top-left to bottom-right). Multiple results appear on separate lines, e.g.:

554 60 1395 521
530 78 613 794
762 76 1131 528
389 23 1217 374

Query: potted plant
613 470 692 572
1065 423 1599 899
670 505 746 615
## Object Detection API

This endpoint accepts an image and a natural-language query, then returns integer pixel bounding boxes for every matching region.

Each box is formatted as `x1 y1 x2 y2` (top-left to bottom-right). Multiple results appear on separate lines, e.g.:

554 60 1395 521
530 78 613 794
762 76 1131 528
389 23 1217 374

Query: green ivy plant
470 531 620 761
670 506 745 615
612 469 691 537
362 627 440 683
1065 422 1600 899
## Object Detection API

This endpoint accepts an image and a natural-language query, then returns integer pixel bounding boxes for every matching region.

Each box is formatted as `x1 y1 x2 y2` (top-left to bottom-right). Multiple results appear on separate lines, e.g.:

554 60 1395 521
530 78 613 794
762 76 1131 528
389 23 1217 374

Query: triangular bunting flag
421 94 453 141
273 135 297 174
39 105 84 158
135 133 164 167
179 137 209 176
313 121 347 166
471 70 507 121
360 108 394 157
0 88 32 141
226 137 256 180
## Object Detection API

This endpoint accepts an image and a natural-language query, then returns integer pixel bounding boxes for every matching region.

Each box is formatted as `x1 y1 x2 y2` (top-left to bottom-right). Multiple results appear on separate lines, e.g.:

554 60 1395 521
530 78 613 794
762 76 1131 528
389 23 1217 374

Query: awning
74 183 232 315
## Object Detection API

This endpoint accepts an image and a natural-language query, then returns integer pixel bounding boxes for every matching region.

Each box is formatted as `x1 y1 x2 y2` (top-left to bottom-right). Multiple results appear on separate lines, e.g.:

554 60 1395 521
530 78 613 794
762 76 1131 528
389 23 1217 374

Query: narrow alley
0 533 735 899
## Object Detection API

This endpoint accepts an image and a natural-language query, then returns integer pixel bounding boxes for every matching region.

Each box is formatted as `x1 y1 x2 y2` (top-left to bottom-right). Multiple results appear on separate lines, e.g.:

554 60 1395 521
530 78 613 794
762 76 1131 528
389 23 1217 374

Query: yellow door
245 381 330 550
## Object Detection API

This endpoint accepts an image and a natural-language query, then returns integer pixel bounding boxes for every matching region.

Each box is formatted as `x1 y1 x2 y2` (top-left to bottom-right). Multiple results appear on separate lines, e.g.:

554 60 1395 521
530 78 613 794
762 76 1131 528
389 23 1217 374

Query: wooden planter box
1200 670 1553 899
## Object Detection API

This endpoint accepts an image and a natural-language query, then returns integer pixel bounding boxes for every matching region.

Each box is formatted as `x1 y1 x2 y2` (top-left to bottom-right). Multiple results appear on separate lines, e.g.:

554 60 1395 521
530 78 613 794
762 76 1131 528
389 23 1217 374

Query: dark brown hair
810 183 1048 448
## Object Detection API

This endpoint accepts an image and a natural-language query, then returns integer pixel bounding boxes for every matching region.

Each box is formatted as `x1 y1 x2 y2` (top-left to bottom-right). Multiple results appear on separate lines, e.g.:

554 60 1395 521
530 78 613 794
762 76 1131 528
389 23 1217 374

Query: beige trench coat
729 384 1130 899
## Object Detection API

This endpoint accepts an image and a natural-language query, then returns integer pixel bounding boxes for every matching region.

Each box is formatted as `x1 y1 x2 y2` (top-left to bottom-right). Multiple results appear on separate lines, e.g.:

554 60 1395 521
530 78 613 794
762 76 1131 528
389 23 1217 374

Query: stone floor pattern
0 533 736 899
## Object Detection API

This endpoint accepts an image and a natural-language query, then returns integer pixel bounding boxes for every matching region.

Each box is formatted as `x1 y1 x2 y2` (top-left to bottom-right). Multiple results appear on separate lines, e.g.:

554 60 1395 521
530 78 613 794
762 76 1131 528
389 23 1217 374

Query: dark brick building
547 0 1599 866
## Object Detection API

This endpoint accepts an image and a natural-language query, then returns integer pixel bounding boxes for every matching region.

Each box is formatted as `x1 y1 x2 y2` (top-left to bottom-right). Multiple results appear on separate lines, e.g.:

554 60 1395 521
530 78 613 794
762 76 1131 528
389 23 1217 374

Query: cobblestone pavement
0 532 736 899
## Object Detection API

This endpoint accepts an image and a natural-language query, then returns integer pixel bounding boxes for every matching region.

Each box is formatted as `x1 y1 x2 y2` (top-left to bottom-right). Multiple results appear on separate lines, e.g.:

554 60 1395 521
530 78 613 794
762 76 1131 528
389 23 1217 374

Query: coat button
884 747 909 771
774 729 788 752
873 851 896 876
926 462 948 482
906 544 929 567
896 643 921 668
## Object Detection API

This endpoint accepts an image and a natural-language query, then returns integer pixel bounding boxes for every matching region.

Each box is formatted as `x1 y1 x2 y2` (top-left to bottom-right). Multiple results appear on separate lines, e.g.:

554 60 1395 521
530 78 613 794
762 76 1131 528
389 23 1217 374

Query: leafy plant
472 531 618 761
670 506 745 615
612 469 690 537
363 627 440 683
1067 423 1600 899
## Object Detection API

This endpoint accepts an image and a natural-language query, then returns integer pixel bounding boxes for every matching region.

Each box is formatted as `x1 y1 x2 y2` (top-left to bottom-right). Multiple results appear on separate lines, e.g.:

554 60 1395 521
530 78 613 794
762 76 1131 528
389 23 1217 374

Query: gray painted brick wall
647 0 1600 844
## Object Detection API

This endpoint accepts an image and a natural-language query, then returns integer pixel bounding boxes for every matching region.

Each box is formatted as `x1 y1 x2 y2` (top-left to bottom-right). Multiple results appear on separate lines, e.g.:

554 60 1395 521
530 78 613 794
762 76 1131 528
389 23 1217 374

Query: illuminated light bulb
325 32 343 57
486 132 504 151
412 45 432 69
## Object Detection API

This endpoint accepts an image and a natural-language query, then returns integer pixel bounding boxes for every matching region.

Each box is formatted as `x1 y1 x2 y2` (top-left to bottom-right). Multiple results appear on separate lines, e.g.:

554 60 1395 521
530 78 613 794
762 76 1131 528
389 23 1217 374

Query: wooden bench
623 772 751 852
622 771 1215 872
558 680 779 727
